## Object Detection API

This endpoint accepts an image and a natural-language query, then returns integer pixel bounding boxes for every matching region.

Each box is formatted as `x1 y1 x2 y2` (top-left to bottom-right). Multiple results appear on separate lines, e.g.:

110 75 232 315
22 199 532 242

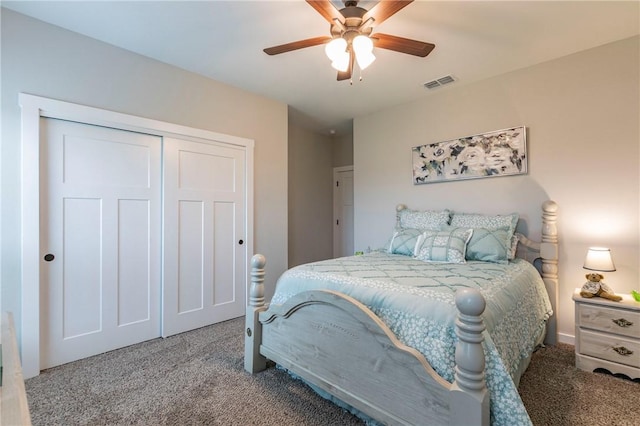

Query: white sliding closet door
41 118 162 369
162 137 247 337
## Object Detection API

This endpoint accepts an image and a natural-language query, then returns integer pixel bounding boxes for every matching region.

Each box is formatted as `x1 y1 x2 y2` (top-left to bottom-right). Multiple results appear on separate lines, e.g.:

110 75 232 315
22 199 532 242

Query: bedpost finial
542 200 558 214
396 204 407 212
455 288 486 317
251 254 266 269
249 254 266 308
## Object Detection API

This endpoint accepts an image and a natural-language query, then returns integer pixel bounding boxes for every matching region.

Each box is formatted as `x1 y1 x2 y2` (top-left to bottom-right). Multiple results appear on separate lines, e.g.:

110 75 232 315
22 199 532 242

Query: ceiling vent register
424 75 456 89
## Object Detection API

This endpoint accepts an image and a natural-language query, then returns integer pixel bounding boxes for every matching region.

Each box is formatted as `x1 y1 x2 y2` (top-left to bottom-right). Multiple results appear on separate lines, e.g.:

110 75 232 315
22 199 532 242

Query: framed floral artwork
412 126 527 184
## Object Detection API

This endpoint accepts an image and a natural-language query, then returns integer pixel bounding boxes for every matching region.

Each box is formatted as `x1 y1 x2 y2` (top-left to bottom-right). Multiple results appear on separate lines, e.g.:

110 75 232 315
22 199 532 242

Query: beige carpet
518 342 639 426
25 317 639 425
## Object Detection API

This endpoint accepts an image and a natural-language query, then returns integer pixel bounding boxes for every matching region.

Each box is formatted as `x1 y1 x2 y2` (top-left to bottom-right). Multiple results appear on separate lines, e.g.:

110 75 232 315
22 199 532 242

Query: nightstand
573 288 640 379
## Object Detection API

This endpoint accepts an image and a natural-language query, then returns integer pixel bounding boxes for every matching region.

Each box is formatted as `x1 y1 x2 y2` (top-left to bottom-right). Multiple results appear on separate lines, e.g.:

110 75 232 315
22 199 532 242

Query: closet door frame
19 93 254 378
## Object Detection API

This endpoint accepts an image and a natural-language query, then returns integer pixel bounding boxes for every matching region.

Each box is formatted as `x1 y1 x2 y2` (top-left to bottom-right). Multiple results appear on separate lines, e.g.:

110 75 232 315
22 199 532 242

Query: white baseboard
558 332 575 345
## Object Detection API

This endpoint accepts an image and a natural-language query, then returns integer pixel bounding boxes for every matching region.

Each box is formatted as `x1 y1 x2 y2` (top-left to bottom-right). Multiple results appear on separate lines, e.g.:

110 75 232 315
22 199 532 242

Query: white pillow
398 208 451 231
414 228 473 264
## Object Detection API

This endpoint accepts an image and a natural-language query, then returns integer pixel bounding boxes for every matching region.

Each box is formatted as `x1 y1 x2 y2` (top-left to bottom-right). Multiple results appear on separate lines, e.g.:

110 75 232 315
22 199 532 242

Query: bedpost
244 254 268 373
450 288 490 426
540 200 559 345
395 204 407 229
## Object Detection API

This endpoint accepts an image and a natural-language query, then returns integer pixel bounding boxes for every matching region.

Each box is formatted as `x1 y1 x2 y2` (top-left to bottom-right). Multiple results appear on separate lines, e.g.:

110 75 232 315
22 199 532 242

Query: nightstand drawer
577 303 640 338
579 329 640 368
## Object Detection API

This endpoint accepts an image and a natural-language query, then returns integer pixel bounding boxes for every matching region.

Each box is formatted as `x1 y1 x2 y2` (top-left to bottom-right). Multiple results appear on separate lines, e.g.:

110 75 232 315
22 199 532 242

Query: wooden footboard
245 255 489 425
244 200 558 425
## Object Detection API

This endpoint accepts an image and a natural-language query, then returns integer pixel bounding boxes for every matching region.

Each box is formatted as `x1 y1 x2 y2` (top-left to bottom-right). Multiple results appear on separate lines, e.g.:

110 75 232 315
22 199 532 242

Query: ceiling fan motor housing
331 5 372 41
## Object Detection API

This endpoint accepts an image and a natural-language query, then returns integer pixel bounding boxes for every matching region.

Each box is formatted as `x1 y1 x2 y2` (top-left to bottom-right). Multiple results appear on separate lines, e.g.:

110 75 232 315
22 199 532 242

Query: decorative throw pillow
414 228 473 264
398 208 451 231
509 233 520 260
388 228 425 256
447 226 511 264
450 212 519 259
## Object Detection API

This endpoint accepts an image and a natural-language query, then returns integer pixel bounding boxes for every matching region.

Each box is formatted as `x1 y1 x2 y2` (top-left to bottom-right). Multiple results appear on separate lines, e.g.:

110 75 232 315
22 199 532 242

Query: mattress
271 251 553 426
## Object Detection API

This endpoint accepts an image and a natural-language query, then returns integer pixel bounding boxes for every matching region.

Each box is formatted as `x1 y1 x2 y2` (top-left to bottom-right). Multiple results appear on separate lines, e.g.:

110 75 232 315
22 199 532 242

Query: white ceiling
3 1 639 135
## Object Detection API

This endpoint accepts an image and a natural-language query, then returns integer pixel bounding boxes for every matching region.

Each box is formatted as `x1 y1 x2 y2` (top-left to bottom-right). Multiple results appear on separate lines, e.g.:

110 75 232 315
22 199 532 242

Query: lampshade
353 35 376 70
325 37 349 72
325 38 347 62
583 247 616 272
331 52 350 72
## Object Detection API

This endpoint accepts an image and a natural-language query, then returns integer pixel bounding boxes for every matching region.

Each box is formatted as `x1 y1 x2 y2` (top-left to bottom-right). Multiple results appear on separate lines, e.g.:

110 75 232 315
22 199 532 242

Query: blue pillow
450 212 519 260
463 226 511 263
388 228 424 256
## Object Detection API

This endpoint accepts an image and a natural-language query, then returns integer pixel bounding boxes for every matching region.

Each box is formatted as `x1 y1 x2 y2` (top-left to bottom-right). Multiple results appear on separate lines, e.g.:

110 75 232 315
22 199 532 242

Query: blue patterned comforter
270 251 553 426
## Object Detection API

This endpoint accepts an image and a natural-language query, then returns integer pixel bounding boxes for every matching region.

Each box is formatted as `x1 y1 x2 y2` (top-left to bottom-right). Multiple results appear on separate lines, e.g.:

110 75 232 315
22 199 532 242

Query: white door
162 137 247 337
41 118 162 369
333 167 354 258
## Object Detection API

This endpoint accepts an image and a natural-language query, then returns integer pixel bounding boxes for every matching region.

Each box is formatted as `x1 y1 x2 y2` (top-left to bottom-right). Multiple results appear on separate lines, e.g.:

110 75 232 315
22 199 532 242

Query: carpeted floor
518 340 639 425
25 317 640 425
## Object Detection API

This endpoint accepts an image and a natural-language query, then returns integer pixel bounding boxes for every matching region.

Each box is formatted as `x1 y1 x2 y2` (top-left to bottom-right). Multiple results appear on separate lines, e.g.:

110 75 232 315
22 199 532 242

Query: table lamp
583 247 616 279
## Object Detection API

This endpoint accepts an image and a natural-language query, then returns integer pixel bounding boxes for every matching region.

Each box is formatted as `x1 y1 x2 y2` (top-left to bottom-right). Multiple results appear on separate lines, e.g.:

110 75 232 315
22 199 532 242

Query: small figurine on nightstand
582 247 622 301
580 272 622 301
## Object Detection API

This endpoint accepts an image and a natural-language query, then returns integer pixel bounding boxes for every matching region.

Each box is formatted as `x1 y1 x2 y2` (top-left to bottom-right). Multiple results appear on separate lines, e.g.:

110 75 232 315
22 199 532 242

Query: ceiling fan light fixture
355 50 376 70
353 34 373 53
331 52 350 72
264 1 435 82
325 37 347 61
353 35 376 70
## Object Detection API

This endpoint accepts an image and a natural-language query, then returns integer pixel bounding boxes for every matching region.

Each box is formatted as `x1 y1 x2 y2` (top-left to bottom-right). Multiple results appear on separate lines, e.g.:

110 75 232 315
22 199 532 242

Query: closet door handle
44 253 55 262
238 239 244 245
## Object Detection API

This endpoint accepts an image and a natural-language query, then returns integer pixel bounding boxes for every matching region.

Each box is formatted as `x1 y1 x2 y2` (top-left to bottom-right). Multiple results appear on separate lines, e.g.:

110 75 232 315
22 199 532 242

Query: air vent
423 75 456 90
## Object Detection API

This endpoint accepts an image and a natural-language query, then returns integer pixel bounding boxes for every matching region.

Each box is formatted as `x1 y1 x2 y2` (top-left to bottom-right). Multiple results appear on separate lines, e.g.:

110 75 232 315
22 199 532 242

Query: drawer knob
612 346 633 356
612 318 633 328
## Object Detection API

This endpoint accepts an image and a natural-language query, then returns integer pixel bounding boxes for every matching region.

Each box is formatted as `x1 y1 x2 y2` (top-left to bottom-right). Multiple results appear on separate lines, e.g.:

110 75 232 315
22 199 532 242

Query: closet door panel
117 199 152 326
41 118 161 369
163 137 247 337
178 200 205 313
213 201 235 305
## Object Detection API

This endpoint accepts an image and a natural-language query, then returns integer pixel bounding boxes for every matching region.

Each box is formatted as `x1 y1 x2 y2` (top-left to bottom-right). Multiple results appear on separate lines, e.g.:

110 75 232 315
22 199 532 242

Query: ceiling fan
263 0 435 82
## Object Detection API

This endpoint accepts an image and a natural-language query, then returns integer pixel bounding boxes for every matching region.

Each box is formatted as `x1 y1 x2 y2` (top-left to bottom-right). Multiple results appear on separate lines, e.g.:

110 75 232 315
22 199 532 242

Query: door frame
20 93 254 378
332 166 354 258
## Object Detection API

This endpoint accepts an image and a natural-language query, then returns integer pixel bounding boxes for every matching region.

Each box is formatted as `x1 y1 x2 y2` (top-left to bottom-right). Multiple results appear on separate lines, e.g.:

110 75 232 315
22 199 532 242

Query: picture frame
412 125 527 184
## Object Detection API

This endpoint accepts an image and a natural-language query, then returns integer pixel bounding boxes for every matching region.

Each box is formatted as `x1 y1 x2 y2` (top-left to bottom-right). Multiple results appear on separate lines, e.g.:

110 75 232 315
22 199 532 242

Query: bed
245 201 559 426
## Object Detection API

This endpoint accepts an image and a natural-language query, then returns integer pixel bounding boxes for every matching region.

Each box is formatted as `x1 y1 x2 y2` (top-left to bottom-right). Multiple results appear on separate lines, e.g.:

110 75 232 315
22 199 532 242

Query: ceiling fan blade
337 68 351 81
337 51 354 81
264 36 332 55
372 33 435 57
362 0 413 27
306 0 345 25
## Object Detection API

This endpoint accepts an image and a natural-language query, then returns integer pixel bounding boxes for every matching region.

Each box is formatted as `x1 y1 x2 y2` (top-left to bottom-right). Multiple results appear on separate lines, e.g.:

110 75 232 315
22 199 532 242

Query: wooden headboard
518 200 559 345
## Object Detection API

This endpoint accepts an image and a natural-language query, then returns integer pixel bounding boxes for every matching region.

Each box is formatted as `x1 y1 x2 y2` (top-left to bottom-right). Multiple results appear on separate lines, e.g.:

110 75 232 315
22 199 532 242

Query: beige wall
1 10 288 338
288 121 334 267
288 118 354 268
354 36 639 342
332 123 354 167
